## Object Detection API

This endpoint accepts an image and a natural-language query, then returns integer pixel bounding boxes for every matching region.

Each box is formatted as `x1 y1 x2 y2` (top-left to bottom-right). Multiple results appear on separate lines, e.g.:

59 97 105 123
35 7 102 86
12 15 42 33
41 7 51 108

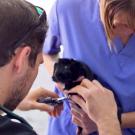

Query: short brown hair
0 0 48 67
100 0 135 42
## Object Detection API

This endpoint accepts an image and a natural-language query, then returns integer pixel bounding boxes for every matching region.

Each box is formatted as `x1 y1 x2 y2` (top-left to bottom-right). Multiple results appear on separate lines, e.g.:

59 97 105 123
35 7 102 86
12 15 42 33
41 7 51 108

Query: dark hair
0 0 48 67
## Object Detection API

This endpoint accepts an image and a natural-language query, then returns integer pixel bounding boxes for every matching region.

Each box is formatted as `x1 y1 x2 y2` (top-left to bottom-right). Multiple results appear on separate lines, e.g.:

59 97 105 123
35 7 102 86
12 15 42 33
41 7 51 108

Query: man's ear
13 46 31 74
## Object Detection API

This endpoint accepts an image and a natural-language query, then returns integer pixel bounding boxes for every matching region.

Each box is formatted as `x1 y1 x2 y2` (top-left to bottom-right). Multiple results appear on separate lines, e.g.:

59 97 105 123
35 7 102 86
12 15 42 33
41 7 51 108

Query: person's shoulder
55 0 78 11
57 0 99 7
0 115 37 135
56 0 99 14
58 0 82 6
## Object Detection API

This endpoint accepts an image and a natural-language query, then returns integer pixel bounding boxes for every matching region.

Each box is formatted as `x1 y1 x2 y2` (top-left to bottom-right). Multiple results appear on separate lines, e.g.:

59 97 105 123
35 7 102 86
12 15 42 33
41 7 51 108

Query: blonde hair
100 0 135 42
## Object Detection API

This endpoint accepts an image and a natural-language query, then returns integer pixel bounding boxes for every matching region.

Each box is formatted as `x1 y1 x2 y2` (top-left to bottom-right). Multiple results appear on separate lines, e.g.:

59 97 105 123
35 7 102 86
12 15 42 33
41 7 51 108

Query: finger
71 103 90 122
65 85 89 99
76 76 85 82
47 111 56 117
92 80 104 91
65 79 97 98
71 106 81 119
41 89 59 98
69 99 74 105
72 116 82 127
54 104 63 116
31 101 54 112
70 95 86 112
71 103 84 115
48 112 52 116
51 103 64 117
59 104 64 113
49 111 59 117
35 88 59 98
81 79 95 89
49 112 57 117
52 108 58 117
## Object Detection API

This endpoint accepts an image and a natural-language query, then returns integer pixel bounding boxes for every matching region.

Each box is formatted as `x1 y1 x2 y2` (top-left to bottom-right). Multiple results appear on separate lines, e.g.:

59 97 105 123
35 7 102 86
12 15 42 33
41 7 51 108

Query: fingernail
49 106 54 111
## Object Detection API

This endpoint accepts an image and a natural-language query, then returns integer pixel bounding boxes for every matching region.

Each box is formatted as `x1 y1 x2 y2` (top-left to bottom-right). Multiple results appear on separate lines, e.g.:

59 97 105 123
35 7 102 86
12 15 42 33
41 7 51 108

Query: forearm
43 53 59 76
121 112 135 128
97 118 122 135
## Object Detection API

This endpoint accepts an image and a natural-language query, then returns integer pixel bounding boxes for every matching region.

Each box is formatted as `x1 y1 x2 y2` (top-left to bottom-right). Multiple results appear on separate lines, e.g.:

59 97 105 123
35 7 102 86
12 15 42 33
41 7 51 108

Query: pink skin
112 11 134 44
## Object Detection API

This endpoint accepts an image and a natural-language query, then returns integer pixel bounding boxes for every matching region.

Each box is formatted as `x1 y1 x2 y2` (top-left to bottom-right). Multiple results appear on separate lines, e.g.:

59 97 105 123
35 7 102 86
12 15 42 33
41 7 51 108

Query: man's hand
17 87 63 117
70 102 97 135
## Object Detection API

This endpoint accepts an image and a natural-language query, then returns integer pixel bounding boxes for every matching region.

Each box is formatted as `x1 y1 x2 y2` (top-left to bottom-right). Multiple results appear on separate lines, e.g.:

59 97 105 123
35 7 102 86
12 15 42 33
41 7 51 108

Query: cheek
27 66 39 84
31 67 39 81
113 25 134 36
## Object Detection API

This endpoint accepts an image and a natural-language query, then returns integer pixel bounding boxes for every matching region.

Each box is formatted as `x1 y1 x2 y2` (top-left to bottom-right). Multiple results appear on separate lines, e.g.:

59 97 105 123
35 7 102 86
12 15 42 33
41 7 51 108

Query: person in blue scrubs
43 0 135 135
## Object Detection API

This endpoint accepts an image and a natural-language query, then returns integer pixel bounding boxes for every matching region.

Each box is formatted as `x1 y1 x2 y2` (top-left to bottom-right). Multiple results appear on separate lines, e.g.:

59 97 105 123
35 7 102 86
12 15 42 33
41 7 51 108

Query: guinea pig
52 58 94 90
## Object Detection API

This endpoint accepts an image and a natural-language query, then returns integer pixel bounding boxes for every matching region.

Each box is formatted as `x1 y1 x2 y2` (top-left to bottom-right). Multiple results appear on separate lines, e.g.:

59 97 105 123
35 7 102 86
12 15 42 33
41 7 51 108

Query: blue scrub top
43 0 135 134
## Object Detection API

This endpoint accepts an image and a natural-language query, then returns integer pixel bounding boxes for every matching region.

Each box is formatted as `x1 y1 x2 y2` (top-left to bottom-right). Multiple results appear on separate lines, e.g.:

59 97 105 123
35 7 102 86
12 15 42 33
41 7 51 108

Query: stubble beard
4 69 34 111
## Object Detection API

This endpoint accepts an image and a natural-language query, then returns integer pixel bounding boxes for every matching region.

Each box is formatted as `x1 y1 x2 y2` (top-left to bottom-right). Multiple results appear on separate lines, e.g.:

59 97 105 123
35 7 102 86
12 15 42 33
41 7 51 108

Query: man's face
4 52 43 110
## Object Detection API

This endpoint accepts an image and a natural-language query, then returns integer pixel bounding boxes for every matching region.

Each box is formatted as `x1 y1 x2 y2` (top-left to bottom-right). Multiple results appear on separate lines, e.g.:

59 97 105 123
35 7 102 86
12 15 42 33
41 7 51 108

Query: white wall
26 0 55 14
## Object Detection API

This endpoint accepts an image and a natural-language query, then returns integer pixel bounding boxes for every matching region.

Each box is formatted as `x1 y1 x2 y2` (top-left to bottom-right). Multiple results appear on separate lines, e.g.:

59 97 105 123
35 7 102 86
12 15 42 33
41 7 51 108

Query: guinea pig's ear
53 63 59 74
52 63 58 82
70 59 75 63
58 58 63 62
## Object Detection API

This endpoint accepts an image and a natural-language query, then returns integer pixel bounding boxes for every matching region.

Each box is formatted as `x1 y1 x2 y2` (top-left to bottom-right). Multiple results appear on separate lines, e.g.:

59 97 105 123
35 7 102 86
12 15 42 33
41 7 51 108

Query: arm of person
43 0 61 76
66 79 122 135
97 117 121 135
17 87 63 117
121 112 135 128
43 53 59 76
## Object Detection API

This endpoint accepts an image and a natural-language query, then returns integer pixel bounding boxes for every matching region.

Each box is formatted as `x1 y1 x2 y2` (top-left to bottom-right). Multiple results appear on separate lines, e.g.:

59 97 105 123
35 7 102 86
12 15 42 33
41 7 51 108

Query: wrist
81 129 90 135
97 117 121 135
78 126 96 135
77 127 92 135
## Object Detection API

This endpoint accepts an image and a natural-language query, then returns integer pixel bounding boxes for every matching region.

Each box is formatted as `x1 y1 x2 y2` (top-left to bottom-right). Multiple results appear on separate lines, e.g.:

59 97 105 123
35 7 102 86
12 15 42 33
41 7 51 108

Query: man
0 0 62 134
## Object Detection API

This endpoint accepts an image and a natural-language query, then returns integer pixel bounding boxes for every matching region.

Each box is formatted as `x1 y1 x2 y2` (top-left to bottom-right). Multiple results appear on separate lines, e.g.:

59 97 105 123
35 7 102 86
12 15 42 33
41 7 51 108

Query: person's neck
0 68 12 106
118 35 131 46
111 34 132 47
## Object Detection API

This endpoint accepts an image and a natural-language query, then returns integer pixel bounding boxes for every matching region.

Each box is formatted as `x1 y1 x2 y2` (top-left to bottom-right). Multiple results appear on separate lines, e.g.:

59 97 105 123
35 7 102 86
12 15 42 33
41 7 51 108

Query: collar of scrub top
111 34 135 57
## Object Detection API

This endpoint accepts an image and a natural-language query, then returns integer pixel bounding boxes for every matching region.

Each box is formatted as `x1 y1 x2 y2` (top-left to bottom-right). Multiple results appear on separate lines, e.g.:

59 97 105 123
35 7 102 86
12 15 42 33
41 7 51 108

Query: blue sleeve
43 0 61 55
47 87 77 135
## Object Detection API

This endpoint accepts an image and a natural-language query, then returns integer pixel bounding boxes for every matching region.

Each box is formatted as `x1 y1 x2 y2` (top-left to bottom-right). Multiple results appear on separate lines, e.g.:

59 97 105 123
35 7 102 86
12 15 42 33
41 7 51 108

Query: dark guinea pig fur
52 58 94 90
52 58 123 124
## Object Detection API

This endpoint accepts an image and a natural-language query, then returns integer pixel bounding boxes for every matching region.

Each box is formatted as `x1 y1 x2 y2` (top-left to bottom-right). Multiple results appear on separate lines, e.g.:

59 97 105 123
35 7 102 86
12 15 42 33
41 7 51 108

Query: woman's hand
70 101 97 135
65 79 118 125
